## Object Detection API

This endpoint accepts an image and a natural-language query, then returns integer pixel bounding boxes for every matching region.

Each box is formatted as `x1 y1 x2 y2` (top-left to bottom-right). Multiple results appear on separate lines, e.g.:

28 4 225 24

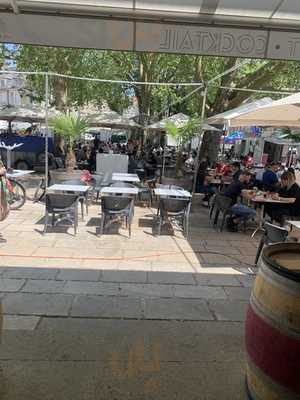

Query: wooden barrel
245 242 300 400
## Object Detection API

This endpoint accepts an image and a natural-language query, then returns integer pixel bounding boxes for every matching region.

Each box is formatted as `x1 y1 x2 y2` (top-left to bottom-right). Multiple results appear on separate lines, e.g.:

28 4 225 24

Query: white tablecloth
47 184 89 193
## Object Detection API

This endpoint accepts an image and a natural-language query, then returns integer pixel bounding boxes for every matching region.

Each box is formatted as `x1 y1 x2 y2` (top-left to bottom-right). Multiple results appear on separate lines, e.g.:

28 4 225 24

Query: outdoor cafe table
101 186 139 196
6 169 35 179
154 188 191 198
47 184 90 194
112 173 140 183
287 220 300 230
251 195 296 238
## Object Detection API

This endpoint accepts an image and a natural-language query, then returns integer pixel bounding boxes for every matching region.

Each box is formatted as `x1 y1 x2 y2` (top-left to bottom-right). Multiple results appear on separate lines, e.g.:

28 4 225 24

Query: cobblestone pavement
0 198 259 399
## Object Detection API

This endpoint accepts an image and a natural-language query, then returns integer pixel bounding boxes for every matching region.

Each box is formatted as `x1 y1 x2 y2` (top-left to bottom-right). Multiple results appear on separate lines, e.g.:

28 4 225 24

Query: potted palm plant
163 117 200 189
50 112 88 171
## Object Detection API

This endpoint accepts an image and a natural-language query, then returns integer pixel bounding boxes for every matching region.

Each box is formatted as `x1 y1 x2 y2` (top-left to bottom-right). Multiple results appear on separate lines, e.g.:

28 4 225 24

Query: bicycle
6 177 26 210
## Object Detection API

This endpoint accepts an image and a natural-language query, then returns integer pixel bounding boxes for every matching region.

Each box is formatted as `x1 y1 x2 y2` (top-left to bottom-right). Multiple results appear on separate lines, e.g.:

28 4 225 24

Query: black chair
100 196 134 237
44 193 79 235
136 177 157 207
254 222 289 265
91 174 104 202
157 198 191 237
62 179 89 220
212 194 233 232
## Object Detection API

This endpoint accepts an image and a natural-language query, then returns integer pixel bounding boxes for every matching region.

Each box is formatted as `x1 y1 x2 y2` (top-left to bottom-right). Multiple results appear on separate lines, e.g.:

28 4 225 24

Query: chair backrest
91 174 104 188
264 222 289 244
102 196 133 212
146 177 157 189
110 182 135 188
161 198 190 214
215 194 232 212
46 193 78 210
49 170 81 184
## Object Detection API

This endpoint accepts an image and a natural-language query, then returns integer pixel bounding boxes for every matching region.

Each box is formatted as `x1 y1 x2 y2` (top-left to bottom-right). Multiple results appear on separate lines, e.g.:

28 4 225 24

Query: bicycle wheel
26 179 45 202
8 179 26 210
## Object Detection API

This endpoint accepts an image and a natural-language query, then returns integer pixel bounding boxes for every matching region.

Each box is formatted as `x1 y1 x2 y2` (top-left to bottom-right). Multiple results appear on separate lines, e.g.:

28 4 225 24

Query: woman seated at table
265 171 300 223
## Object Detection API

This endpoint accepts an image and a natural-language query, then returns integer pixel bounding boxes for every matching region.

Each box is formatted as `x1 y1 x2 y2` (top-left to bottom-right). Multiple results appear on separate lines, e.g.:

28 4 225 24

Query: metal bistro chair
254 221 289 265
100 195 134 237
44 193 79 235
136 177 157 207
212 194 233 232
158 197 191 237
62 179 90 220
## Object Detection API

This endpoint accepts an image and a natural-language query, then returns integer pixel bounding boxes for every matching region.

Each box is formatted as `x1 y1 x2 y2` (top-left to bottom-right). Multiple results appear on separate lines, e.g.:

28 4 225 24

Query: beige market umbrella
206 97 273 126
223 92 300 127
0 105 58 123
85 110 140 129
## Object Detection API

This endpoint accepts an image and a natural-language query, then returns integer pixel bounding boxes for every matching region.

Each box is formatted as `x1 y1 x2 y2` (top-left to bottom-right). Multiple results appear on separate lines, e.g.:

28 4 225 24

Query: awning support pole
192 86 207 194
45 72 49 189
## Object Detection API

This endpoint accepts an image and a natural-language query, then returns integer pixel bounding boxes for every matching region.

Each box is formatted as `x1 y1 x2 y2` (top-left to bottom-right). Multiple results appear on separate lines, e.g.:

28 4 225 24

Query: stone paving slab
194 273 241 286
147 271 196 285
2 293 73 316
173 285 227 299
2 268 59 280
119 283 174 298
199 253 238 265
71 295 142 318
2 315 40 330
209 300 249 322
224 287 252 301
0 279 25 292
22 280 66 294
101 270 148 283
144 298 214 321
56 269 101 281
64 281 119 296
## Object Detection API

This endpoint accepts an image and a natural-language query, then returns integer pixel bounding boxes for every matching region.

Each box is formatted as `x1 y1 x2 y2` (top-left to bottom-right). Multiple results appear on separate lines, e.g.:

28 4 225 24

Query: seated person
196 161 216 206
265 171 300 224
144 152 158 178
243 152 254 168
231 162 241 181
222 171 256 231
262 162 279 191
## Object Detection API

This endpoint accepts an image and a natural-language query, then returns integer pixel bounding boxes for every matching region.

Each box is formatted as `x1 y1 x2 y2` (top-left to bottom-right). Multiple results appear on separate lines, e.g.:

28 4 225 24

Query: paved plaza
0 198 258 399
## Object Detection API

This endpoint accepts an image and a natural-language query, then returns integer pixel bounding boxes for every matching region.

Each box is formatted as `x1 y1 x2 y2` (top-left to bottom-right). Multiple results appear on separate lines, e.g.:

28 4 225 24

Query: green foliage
12 44 300 160
165 117 201 147
280 128 300 143
49 112 88 146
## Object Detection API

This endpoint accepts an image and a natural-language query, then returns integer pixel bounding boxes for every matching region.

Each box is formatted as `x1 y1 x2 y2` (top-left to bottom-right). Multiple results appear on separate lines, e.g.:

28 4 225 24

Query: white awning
227 92 300 127
2 1 300 60
206 97 273 126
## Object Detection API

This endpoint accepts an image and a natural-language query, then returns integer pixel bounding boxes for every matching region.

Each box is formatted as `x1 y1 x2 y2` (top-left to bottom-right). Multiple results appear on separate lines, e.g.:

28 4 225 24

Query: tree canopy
6 43 300 160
